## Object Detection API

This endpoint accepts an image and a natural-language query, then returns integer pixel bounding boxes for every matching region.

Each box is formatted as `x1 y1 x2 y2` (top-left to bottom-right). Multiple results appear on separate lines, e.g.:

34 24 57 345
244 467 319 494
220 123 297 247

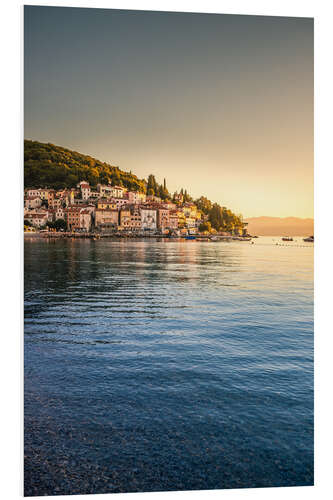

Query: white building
80 209 93 232
127 191 146 204
140 208 157 230
111 185 126 198
185 216 196 228
110 197 130 210
26 189 41 198
97 184 113 197
24 212 48 227
25 196 42 209
77 181 91 200
97 184 126 198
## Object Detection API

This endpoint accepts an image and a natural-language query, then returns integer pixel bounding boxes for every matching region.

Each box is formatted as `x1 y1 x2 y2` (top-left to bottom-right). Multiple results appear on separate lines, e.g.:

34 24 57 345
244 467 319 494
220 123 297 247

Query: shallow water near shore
24 237 313 496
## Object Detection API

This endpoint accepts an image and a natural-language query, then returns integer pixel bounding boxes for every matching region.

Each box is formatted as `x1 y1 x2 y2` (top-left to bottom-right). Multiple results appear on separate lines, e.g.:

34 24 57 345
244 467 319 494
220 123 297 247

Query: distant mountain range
244 217 314 236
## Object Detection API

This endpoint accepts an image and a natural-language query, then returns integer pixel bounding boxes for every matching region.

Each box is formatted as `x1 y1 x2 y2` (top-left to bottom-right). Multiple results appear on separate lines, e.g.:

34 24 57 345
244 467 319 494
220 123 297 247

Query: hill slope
24 140 146 192
245 216 314 236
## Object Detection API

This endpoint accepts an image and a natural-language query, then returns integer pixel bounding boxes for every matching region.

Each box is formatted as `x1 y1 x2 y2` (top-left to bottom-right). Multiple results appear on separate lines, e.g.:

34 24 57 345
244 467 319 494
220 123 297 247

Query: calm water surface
24 237 313 496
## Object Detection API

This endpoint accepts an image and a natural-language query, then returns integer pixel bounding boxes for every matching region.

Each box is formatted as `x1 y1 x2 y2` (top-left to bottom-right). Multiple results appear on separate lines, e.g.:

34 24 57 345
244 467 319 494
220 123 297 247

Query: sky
24 6 313 218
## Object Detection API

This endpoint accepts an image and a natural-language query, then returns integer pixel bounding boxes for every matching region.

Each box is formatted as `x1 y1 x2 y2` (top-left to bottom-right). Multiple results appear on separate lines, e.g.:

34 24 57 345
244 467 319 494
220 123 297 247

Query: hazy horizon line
245 215 314 220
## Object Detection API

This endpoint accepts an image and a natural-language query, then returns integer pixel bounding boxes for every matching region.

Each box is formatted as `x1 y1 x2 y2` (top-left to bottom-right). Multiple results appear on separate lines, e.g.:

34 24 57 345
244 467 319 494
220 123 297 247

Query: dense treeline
24 140 245 232
191 196 243 231
207 203 244 233
24 140 146 192
147 174 170 200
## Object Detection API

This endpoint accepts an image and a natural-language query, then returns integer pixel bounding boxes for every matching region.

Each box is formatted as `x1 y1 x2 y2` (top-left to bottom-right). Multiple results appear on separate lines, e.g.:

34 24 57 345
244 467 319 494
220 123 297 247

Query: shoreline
23 231 252 241
24 232 314 248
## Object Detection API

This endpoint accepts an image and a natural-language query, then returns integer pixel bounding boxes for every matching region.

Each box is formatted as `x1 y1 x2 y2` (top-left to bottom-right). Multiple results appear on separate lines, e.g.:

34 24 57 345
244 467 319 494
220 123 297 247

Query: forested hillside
24 140 146 192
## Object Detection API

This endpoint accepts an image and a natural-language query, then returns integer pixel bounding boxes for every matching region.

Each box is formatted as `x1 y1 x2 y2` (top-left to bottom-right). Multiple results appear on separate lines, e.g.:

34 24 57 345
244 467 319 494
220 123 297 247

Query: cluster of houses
24 181 206 235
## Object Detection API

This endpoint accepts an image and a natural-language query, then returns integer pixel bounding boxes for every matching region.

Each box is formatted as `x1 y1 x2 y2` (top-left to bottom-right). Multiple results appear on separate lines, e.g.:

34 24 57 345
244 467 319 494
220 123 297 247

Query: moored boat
303 235 314 242
282 237 293 241
232 236 252 241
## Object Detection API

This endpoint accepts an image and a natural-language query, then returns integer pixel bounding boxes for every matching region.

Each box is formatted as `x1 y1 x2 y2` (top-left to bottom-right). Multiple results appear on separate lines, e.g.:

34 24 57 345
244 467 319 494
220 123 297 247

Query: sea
24 236 314 496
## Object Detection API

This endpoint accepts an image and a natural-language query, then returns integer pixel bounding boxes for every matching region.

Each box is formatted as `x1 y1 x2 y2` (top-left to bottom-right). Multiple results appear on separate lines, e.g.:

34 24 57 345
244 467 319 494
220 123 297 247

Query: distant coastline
245 216 314 237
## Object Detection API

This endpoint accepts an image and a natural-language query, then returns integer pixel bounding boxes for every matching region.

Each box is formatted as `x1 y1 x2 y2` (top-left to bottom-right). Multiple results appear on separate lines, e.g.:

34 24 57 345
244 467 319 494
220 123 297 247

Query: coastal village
24 180 248 238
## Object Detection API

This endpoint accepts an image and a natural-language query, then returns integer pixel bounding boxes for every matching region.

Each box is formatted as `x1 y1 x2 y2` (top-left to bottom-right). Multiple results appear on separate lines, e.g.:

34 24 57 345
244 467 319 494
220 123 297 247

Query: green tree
183 189 192 202
54 219 67 231
46 219 67 231
147 174 157 195
195 196 212 215
199 221 212 233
